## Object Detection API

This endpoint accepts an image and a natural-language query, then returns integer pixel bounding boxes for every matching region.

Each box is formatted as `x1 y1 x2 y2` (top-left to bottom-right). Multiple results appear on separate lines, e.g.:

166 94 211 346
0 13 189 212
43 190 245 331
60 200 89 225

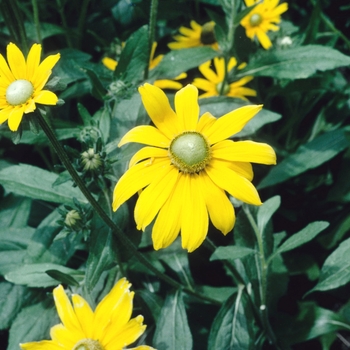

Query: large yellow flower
20 278 154 350
112 84 276 252
0 42 60 131
102 42 186 90
240 0 288 49
168 20 218 50
193 57 257 100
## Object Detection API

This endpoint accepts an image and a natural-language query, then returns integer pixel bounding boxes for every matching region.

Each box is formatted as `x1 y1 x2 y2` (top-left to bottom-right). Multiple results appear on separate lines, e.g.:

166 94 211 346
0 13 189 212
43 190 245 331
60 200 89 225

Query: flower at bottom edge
19 278 154 350
112 83 276 252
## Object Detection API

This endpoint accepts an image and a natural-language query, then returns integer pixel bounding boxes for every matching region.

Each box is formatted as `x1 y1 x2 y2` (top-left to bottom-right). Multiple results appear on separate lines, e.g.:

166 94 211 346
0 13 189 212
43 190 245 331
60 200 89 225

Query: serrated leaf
259 129 349 188
210 246 256 261
238 45 350 79
308 237 350 293
153 290 193 350
0 161 87 204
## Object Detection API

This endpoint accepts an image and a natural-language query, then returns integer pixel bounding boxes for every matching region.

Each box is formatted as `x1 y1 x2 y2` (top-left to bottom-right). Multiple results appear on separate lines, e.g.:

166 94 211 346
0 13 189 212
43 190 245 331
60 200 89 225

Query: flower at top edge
192 57 257 100
112 83 276 252
0 42 60 131
20 278 155 350
168 20 218 50
240 0 288 50
102 42 187 90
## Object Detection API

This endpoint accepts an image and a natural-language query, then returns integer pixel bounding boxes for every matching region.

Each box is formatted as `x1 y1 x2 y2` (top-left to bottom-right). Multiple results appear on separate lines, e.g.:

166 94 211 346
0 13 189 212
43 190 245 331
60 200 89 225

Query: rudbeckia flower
112 84 276 252
240 0 288 50
20 278 154 350
193 57 257 100
168 20 218 50
102 42 186 90
0 42 60 131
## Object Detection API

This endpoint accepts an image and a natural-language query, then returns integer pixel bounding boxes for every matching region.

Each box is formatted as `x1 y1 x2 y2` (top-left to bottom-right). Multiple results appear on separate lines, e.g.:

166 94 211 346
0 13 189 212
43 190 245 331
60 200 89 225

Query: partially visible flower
0 42 60 131
103 42 187 90
81 148 103 172
193 57 257 100
168 20 218 50
240 0 288 50
112 84 276 252
20 278 154 350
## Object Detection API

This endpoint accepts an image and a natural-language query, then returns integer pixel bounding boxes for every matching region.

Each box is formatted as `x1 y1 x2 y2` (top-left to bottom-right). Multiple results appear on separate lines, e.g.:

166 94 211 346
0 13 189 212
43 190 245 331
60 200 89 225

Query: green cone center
216 81 230 95
249 13 263 27
200 22 216 45
6 79 34 106
169 132 211 173
73 339 105 350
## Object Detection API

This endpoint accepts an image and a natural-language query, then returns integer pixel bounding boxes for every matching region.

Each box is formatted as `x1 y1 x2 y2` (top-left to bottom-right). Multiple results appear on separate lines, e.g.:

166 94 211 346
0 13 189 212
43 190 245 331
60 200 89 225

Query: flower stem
37 108 219 305
31 0 42 44
76 0 91 49
55 0 74 48
144 0 159 79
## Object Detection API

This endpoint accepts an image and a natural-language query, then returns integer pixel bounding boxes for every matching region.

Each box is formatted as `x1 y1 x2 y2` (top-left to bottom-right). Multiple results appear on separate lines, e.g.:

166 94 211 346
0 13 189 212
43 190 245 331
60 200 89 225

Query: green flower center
169 131 211 173
81 148 102 171
6 79 34 106
249 13 263 27
200 22 216 45
73 339 104 350
216 81 230 95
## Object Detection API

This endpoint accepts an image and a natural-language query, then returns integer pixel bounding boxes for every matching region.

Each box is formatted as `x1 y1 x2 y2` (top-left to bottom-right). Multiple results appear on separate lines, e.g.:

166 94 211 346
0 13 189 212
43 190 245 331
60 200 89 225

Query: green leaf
115 25 149 82
309 237 350 293
0 161 87 205
150 46 217 80
199 96 281 137
257 195 281 237
208 286 255 349
84 68 107 101
153 290 193 350
274 221 329 256
45 269 80 287
5 263 82 288
0 195 31 228
238 45 350 79
8 301 58 350
210 246 256 261
259 129 349 188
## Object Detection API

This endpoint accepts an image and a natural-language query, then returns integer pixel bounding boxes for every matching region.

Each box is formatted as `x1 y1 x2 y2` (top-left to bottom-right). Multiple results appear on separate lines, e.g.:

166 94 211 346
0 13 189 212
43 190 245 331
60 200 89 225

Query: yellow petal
7 42 26 79
50 324 81 346
102 57 118 71
229 161 254 181
20 341 63 350
206 159 262 205
34 90 58 105
72 294 94 337
227 57 238 72
256 28 272 49
8 106 25 131
174 84 199 130
199 173 235 234
0 53 15 84
199 60 220 84
202 105 263 144
153 79 183 90
213 57 225 81
0 106 12 124
24 98 37 114
138 83 181 138
129 146 168 168
212 140 276 164
112 158 169 211
26 44 42 80
119 125 170 148
196 112 216 133
192 78 215 94
135 165 178 231
181 174 209 252
32 53 60 90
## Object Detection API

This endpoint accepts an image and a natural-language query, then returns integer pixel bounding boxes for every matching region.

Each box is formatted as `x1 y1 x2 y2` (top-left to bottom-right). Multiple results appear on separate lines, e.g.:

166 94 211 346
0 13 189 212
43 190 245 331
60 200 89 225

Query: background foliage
1 0 350 349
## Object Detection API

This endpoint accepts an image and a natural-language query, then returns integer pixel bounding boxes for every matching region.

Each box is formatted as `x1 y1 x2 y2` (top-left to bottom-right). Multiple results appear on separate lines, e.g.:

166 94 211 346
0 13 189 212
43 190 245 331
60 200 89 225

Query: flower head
168 20 218 50
240 0 288 49
0 43 60 131
20 278 154 350
112 84 276 252
193 57 257 100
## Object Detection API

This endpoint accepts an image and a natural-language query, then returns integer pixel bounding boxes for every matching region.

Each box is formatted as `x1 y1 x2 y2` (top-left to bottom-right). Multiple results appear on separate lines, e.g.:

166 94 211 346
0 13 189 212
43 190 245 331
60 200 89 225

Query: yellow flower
20 278 154 350
168 20 218 50
112 84 276 252
0 42 60 131
240 0 288 49
102 42 186 90
192 57 257 100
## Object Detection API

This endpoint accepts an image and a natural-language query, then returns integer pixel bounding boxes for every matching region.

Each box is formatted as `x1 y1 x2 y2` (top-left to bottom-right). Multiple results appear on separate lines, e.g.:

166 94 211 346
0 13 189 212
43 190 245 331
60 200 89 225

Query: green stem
31 0 42 44
219 55 229 96
243 205 282 349
76 0 91 49
227 0 237 55
37 108 219 305
144 0 158 79
56 0 73 48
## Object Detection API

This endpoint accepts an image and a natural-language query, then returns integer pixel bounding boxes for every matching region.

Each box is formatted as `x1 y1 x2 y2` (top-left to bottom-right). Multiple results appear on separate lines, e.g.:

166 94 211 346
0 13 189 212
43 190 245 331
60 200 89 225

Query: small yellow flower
112 84 276 252
20 278 154 350
168 20 218 50
102 42 186 90
0 43 60 131
193 57 257 100
240 0 288 50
